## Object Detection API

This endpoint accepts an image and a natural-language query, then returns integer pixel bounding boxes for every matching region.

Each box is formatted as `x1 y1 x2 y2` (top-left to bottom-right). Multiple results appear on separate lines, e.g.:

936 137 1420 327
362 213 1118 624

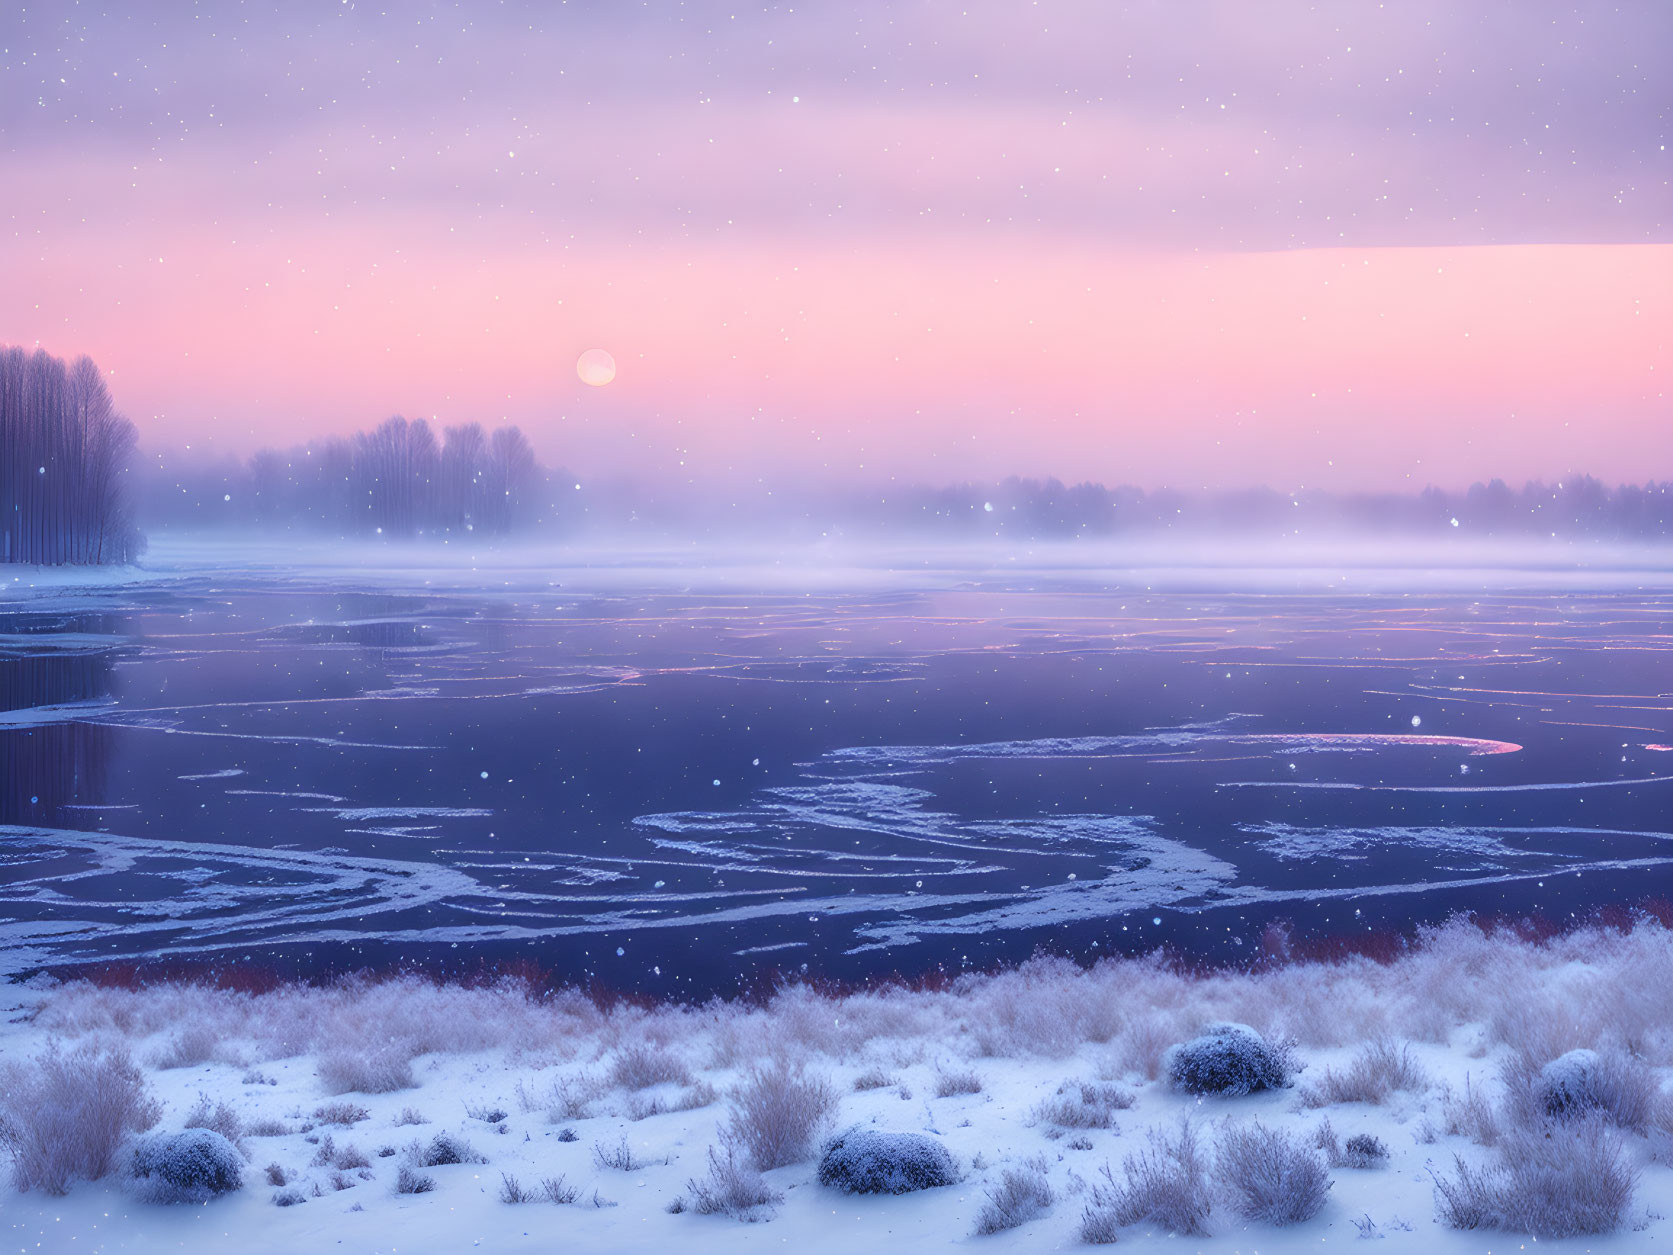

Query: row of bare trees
213 416 542 537
0 346 142 564
878 475 1673 540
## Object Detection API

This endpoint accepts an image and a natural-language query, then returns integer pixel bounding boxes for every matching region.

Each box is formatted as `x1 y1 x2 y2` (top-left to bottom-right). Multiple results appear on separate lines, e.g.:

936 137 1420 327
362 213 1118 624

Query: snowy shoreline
3 915 1670 1252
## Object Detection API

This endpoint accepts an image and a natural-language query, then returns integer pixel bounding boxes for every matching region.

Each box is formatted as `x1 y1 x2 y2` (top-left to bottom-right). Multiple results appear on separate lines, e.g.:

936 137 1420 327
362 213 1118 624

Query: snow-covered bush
1653 1091 1673 1166
1300 1038 1426 1107
685 1137 782 1220
130 1129 244 1203
611 1042 692 1090
817 1128 957 1194
933 1065 983 1097
413 1131 485 1167
1440 1075 1501 1145
972 1155 1052 1235
1528 1048 1655 1130
1540 1049 1605 1117
499 1173 537 1203
1311 1116 1342 1165
1081 1119 1212 1240
0 1041 161 1194
626 1081 717 1121
312 1101 370 1126
1079 1205 1121 1243
395 1165 435 1194
592 1134 648 1171
1310 1116 1385 1169
151 1022 222 1070
1032 1079 1134 1130
515 1072 603 1123
963 954 1123 1056
1168 1023 1294 1096
183 1093 245 1150
312 1135 370 1170
1215 1120 1330 1224
726 1060 838 1169
317 1043 415 1094
539 1174 580 1204
1432 1119 1636 1237
1343 1133 1388 1168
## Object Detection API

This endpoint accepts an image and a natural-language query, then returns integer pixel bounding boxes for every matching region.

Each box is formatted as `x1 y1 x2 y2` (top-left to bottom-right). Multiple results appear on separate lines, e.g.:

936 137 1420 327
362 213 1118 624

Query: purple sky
2 1 1668 488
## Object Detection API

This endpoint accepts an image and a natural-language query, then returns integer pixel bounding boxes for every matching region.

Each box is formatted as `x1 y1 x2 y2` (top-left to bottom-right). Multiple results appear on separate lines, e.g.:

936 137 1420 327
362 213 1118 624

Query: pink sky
2 1 1668 490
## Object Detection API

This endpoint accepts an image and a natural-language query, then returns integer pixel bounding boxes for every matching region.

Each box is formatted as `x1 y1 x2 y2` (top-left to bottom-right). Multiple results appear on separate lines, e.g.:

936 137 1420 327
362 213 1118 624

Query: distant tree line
132 414 1669 545
858 474 1673 542
144 416 553 537
0 346 142 564
488 472 1671 542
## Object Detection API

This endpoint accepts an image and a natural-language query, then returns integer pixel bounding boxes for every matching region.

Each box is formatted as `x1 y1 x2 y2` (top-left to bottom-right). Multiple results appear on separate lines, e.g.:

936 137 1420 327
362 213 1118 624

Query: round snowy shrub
130 1129 243 1203
1540 1049 1602 1118
818 1128 958 1194
1343 1133 1388 1168
1168 1023 1293 1097
1537 1048 1645 1124
419 1131 485 1166
1530 1048 1653 1130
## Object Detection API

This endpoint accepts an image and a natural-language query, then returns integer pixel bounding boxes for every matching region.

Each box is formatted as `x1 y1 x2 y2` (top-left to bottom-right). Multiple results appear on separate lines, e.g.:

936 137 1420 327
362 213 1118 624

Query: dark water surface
3 564 1671 996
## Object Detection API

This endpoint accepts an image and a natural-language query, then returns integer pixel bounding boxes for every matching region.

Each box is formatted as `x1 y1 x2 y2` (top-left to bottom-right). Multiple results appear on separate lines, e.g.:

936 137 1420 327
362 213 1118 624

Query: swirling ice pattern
5 725 1671 970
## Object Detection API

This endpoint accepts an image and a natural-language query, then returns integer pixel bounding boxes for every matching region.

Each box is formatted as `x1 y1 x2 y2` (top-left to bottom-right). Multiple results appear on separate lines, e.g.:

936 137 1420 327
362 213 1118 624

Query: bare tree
0 345 142 565
351 416 440 536
484 426 538 533
439 422 488 533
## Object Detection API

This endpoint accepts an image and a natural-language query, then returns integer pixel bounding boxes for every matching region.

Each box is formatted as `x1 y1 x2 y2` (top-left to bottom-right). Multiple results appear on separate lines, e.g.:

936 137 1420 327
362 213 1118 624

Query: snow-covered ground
2 917 1669 1253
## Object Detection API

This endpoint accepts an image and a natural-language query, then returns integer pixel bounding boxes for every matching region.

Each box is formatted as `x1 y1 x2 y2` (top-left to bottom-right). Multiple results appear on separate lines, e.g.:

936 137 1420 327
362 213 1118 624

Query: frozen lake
3 548 1671 995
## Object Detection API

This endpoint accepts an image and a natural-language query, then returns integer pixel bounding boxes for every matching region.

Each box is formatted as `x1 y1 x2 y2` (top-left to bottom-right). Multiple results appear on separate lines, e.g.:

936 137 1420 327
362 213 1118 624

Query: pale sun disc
577 348 617 387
